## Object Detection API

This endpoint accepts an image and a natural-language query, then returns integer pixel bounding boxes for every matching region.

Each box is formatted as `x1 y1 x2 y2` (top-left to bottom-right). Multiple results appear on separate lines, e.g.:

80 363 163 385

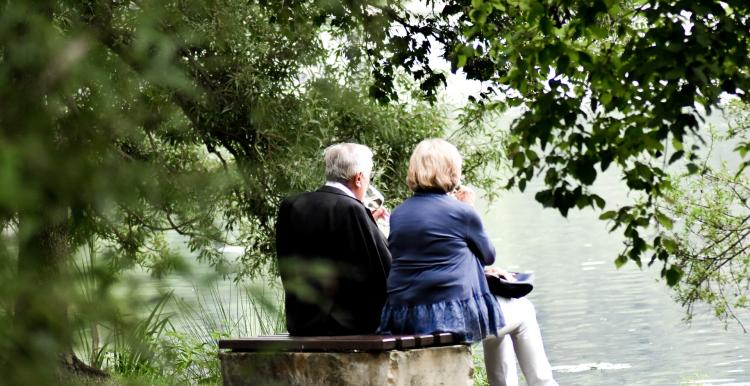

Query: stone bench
218 333 473 386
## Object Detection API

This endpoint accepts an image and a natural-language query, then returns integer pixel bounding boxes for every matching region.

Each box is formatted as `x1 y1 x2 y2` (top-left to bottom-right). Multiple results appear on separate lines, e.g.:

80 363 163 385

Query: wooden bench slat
219 335 398 351
433 332 455 344
396 336 415 349
415 334 435 346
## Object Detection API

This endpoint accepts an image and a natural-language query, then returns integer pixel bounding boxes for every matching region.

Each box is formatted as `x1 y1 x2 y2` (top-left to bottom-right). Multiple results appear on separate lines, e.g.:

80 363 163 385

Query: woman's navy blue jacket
379 190 504 342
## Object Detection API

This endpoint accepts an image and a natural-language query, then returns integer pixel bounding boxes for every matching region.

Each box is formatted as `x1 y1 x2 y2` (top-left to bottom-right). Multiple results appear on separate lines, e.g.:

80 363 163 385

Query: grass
472 346 490 386
71 274 284 385
65 373 216 386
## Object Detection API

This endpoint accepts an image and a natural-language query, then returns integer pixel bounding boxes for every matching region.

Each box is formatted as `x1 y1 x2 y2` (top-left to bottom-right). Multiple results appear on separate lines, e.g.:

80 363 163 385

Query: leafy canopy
370 0 750 292
0 0 446 383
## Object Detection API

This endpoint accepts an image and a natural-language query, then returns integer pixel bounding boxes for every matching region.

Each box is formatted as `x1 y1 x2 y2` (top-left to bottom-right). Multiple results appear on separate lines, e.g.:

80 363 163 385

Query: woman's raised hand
451 186 475 206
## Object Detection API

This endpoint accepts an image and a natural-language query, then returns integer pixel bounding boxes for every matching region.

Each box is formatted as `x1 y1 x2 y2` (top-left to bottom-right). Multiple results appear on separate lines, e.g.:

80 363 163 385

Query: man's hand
372 206 390 222
485 266 517 282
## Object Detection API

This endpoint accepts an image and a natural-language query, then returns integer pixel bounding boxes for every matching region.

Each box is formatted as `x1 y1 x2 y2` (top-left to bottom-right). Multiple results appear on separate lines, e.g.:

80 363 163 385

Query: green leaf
671 138 684 151
572 160 597 185
691 67 709 86
591 194 605 209
735 143 749 158
662 237 678 253
491 2 506 11
456 54 467 68
599 210 617 220
590 25 608 39
534 189 555 207
665 265 683 287
668 150 684 164
614 254 628 268
655 212 673 230
557 54 570 73
469 9 488 24
525 149 539 162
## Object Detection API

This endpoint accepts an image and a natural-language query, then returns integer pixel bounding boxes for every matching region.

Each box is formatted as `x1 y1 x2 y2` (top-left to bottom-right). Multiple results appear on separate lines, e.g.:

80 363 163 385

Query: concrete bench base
219 344 473 386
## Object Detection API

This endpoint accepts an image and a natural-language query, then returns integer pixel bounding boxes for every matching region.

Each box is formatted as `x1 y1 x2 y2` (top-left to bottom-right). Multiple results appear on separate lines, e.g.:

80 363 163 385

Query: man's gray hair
324 143 374 183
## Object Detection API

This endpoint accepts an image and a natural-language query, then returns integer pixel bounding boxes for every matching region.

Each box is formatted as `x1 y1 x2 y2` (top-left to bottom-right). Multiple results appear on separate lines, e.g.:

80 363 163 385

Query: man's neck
325 181 356 199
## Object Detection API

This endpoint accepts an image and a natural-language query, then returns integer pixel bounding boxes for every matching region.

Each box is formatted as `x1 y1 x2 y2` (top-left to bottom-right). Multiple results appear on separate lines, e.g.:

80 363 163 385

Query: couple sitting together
275 139 557 386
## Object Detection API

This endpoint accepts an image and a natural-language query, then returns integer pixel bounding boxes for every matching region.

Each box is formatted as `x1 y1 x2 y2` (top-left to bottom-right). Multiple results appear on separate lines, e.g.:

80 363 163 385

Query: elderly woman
378 138 557 386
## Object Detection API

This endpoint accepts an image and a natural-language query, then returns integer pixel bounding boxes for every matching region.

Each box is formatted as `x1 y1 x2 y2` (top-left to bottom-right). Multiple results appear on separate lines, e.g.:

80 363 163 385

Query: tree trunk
15 208 70 347
14 209 107 380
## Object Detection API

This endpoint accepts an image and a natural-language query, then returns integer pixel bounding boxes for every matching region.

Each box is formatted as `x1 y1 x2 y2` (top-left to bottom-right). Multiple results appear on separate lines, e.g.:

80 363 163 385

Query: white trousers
482 296 558 386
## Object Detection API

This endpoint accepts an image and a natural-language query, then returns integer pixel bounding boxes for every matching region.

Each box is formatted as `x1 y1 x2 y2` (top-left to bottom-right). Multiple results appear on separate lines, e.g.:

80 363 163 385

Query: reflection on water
480 171 750 385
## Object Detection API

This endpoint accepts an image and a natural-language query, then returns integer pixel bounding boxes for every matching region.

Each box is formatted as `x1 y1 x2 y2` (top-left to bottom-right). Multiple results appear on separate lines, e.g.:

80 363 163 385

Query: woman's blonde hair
407 138 462 192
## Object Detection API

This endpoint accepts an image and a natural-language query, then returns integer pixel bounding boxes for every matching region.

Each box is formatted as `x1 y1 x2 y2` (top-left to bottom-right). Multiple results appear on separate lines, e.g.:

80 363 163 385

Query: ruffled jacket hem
377 291 504 343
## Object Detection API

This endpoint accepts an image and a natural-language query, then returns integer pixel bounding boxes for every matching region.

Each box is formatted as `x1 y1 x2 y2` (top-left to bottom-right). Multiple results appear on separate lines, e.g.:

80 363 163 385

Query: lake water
479 168 750 385
170 169 750 385
160 108 750 384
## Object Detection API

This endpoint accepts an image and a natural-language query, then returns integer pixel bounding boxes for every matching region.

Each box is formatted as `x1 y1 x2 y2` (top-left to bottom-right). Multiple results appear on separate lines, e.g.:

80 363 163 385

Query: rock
220 345 473 386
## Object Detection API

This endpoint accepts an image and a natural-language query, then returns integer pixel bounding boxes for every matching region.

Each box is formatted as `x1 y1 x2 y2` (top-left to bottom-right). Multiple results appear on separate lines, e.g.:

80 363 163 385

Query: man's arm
344 204 391 278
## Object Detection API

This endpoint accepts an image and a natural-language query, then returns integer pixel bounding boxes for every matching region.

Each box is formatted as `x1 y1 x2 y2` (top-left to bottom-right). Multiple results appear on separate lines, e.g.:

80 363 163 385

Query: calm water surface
161 139 749 385
479 170 750 386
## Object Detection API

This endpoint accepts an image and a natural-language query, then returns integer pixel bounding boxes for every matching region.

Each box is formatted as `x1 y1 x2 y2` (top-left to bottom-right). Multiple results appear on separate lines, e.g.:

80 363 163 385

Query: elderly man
275 143 391 335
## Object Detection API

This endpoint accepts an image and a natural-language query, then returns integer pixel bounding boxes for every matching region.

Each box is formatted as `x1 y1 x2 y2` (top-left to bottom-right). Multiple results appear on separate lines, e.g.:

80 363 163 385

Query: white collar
325 181 356 199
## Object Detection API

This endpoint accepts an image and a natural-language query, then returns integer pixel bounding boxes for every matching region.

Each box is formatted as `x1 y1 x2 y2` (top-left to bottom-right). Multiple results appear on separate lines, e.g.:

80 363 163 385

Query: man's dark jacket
275 185 391 335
